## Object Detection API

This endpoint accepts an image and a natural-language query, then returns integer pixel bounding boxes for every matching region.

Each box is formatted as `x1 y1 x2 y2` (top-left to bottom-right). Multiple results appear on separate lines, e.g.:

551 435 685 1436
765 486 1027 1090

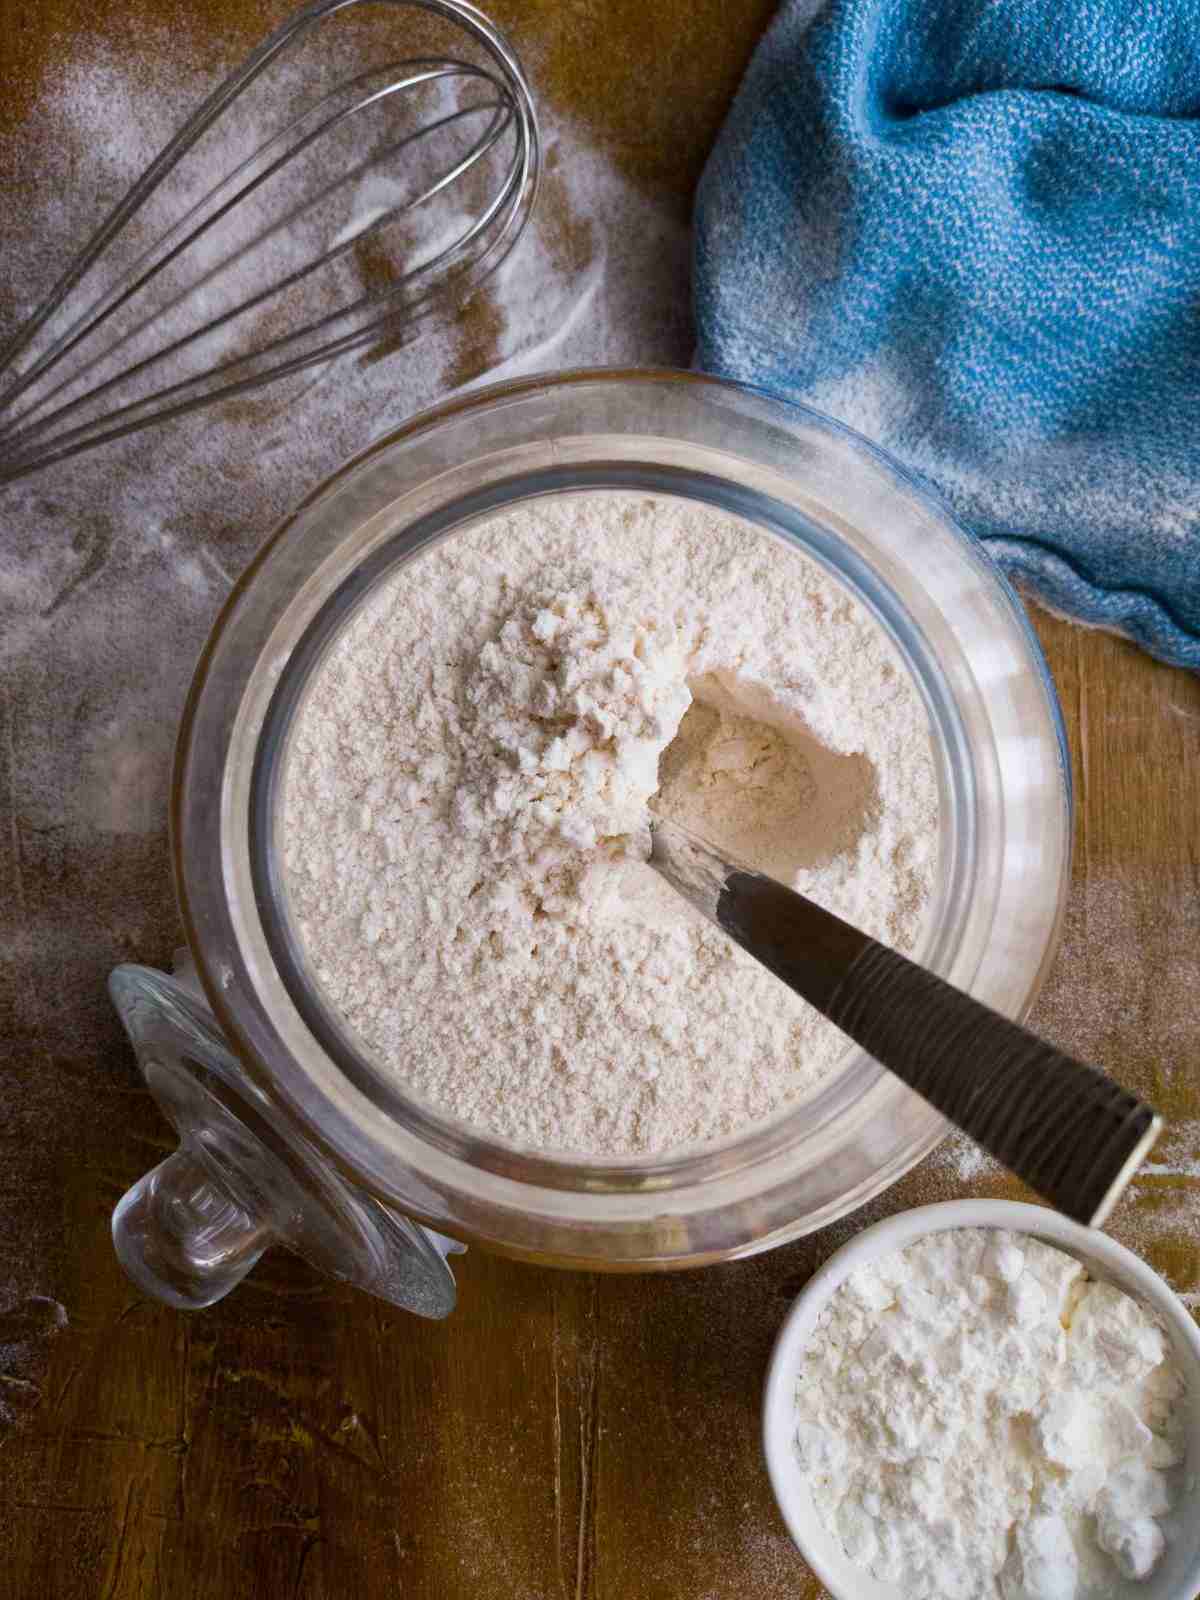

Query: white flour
795 1229 1185 1599
454 573 693 911
281 491 937 1154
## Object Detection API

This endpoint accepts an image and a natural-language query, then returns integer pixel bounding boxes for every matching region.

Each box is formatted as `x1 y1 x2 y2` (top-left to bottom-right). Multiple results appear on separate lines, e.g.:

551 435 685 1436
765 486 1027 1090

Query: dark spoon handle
649 819 1160 1227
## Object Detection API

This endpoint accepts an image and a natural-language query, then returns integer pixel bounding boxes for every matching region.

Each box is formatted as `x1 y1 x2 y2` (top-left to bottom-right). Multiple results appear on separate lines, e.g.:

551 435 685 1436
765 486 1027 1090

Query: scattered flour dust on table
795 1229 1186 1600
282 492 938 1155
0 10 687 1368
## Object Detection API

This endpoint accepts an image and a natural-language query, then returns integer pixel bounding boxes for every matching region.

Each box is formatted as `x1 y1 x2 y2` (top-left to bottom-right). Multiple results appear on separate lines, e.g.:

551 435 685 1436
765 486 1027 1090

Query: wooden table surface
2 3 1198 1597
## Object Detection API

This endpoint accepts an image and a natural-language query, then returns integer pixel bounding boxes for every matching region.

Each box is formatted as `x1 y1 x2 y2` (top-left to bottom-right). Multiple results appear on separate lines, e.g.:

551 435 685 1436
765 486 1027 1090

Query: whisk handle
726 869 1159 1227
647 818 1160 1227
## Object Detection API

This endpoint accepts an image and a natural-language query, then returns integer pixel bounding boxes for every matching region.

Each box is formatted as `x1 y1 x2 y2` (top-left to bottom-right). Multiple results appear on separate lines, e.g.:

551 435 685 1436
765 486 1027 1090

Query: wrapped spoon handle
648 817 1160 1227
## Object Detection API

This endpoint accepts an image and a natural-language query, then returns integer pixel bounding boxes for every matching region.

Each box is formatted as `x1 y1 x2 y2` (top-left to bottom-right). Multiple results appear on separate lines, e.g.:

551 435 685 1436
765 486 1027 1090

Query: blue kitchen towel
694 0 1200 670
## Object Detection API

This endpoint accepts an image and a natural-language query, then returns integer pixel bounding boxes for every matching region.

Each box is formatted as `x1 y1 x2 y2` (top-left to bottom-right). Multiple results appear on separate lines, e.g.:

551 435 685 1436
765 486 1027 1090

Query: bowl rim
762 1198 1200 1600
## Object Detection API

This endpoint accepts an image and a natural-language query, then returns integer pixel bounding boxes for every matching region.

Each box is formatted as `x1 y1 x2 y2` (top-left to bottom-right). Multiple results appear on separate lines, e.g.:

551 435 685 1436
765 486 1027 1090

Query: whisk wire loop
0 84 514 451
0 0 540 483
0 61 508 434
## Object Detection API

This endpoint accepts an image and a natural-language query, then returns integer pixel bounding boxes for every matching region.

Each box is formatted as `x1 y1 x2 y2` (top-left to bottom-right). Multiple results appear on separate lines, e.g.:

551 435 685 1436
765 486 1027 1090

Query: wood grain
1 2 1198 1597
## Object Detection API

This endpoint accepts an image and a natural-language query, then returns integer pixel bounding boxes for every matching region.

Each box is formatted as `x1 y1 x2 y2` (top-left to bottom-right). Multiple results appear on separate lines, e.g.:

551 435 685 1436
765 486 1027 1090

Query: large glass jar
111 370 1072 1314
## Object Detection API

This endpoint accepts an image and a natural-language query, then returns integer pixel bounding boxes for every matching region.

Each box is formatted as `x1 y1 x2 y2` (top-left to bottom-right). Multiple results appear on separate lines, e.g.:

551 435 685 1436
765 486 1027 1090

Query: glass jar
111 370 1072 1314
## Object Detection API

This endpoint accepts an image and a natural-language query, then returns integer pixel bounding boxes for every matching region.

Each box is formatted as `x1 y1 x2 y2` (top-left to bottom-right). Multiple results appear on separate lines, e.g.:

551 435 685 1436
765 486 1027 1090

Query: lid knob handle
112 1144 272 1310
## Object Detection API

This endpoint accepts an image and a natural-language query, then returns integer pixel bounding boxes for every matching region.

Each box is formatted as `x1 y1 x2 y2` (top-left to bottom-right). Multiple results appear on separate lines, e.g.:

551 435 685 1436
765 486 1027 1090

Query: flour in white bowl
794 1229 1185 1600
281 491 938 1155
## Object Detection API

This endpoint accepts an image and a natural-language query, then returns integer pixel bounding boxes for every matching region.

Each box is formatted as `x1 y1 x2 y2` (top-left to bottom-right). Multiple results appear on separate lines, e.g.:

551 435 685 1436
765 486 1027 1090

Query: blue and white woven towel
694 0 1200 669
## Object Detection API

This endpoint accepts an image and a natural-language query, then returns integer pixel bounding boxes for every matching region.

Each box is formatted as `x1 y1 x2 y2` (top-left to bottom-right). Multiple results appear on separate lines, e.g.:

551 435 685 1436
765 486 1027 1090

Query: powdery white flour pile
282 491 937 1154
794 1229 1186 1599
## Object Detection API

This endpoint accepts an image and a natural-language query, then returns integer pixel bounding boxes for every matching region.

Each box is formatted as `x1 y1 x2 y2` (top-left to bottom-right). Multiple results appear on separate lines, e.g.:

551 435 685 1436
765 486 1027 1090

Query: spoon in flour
648 815 1161 1228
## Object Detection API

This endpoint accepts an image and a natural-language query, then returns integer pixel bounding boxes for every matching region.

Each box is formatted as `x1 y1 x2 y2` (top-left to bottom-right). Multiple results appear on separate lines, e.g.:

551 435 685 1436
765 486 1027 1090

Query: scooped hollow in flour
652 674 878 887
282 492 938 1155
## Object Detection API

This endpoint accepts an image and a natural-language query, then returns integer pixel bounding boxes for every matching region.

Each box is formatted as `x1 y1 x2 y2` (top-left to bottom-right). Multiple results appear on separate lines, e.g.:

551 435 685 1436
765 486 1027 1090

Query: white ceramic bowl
763 1200 1200 1600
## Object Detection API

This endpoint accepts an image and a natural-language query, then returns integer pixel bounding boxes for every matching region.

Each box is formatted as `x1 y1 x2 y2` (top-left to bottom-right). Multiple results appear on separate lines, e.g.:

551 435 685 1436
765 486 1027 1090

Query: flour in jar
281 492 938 1154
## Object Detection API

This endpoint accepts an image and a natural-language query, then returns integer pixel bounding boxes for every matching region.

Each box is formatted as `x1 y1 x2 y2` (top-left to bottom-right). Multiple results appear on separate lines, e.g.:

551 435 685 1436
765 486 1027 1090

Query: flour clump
454 572 692 918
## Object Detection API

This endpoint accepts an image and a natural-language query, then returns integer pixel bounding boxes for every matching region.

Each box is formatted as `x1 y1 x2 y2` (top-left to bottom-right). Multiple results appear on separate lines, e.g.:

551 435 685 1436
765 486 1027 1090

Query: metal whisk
0 0 539 484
